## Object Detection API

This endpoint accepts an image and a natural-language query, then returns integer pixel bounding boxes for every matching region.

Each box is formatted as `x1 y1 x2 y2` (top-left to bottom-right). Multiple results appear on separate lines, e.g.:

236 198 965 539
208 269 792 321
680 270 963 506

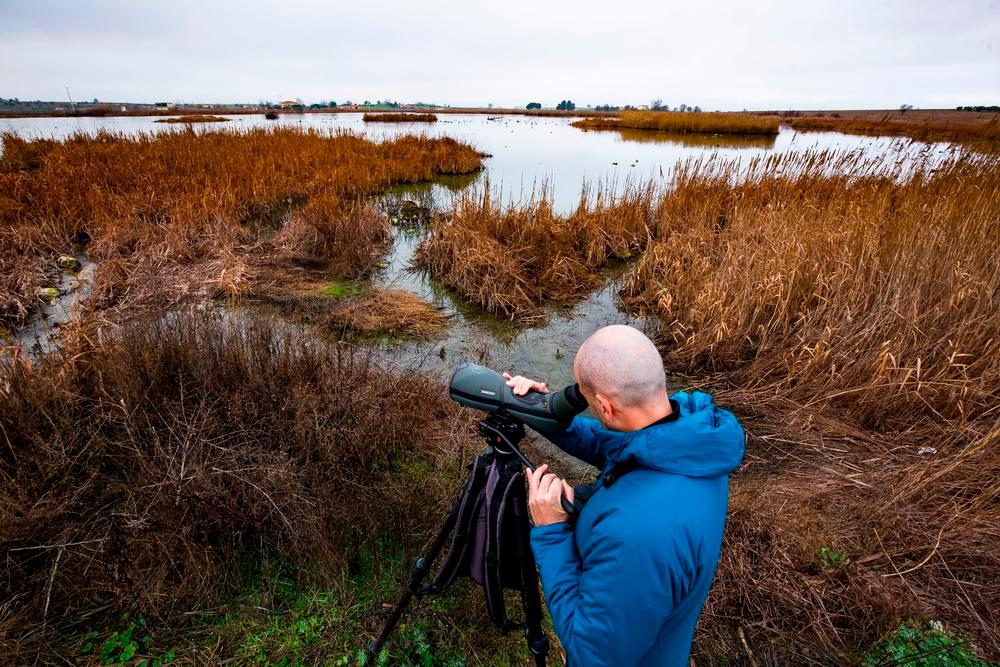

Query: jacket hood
611 391 744 478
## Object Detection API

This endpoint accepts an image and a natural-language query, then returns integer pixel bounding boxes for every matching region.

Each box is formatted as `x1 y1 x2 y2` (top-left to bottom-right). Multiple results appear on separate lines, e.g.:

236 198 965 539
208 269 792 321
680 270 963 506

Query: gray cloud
1 0 997 108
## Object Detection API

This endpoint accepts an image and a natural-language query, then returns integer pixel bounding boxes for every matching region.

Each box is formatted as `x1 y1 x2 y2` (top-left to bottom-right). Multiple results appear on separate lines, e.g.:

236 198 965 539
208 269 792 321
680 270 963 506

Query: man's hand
503 372 548 396
526 464 575 526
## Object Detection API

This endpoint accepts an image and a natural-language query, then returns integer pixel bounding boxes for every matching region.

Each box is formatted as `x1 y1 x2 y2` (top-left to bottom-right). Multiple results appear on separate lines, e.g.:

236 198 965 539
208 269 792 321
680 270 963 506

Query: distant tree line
957 105 1000 112
663 102 702 112
526 102 541 110
556 100 576 111
593 100 705 113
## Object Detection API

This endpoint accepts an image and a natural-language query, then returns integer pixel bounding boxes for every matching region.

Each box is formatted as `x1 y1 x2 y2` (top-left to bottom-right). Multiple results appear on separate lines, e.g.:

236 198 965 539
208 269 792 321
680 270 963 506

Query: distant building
155 102 173 109
280 100 298 108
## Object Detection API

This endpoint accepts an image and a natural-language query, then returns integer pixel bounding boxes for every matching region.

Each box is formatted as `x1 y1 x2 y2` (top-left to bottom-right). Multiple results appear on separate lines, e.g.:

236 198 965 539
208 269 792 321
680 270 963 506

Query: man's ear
594 393 614 421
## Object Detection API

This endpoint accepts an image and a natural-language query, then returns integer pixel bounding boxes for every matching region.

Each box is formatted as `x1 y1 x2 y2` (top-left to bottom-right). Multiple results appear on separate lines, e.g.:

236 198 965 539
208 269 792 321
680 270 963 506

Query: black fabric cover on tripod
425 451 532 632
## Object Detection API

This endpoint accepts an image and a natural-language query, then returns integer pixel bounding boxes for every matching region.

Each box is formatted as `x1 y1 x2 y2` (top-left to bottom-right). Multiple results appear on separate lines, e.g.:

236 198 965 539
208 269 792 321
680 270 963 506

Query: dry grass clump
0 128 484 324
415 185 655 320
785 113 1000 152
331 287 448 338
0 312 472 657
154 115 231 123
256 279 449 340
573 110 779 135
620 150 1000 430
696 405 999 663
363 113 438 123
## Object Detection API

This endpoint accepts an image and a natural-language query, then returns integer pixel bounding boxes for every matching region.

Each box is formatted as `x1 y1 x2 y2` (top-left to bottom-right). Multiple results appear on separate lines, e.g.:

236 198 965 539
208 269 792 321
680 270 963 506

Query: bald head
574 325 666 408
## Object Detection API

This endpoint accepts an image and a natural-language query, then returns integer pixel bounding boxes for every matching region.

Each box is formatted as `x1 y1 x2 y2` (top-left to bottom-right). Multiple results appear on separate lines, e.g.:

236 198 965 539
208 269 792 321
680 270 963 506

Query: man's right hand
503 372 549 396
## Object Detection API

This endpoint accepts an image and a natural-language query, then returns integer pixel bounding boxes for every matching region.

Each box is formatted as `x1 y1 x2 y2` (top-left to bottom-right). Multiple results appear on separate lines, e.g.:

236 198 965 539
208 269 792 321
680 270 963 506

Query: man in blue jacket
504 325 744 666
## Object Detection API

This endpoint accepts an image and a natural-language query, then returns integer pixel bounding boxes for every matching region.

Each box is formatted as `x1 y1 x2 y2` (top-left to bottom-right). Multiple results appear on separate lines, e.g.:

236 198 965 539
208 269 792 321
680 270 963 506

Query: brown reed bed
0 128 484 325
620 150 1000 429
414 184 655 320
782 112 1000 152
0 312 479 662
363 112 438 123
154 114 231 123
573 110 780 135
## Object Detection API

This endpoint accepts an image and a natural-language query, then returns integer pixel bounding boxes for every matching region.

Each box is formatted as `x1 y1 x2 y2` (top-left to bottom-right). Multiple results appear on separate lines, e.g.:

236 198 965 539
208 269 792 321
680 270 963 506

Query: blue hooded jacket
530 391 744 667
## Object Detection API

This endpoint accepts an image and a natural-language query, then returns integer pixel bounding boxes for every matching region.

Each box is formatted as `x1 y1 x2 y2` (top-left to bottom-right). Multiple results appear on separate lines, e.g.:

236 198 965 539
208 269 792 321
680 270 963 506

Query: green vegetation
315 278 367 299
213 542 475 666
819 546 847 569
76 617 176 666
861 621 990 667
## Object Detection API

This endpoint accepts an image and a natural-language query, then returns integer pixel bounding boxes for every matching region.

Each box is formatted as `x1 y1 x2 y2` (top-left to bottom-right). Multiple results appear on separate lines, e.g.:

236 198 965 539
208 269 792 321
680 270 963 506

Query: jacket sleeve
537 415 606 469
530 521 690 666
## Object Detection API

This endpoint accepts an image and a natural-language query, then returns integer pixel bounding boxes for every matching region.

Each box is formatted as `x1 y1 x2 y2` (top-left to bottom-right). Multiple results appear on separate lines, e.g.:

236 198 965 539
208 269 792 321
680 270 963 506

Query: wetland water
0 114 958 469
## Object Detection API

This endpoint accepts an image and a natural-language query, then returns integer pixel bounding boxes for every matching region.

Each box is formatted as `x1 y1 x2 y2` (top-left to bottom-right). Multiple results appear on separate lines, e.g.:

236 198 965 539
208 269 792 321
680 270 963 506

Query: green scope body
449 363 586 432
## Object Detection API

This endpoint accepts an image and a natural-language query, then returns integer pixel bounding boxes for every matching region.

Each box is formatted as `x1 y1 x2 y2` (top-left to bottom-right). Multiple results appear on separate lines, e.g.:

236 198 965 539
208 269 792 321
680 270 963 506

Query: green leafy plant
82 617 175 666
819 546 847 569
861 620 989 666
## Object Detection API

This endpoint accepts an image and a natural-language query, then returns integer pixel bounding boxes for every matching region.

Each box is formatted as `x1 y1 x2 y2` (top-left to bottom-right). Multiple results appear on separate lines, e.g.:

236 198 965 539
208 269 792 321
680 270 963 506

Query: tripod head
476 413 575 517
479 413 527 461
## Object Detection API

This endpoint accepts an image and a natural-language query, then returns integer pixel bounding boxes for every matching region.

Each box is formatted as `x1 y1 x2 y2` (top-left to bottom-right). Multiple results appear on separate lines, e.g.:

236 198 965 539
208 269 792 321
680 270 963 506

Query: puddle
3 253 96 357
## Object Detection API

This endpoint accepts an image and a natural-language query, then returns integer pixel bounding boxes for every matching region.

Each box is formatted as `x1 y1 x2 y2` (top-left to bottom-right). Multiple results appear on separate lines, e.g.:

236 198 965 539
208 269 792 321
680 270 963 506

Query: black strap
425 454 489 594
483 458 524 632
569 457 644 519
602 457 642 487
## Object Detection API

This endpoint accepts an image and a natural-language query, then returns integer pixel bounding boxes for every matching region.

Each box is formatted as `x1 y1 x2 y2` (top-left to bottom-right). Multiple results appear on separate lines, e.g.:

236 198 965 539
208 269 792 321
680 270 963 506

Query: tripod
364 414 550 666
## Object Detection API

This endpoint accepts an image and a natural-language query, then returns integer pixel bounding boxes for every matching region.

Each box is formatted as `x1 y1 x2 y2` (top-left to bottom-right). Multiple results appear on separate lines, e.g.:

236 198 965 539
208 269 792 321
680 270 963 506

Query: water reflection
611 128 778 149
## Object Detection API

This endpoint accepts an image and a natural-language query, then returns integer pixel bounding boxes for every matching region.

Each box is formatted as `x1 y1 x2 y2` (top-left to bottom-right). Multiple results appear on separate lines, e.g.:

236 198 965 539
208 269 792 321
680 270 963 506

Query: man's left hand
526 464 574 526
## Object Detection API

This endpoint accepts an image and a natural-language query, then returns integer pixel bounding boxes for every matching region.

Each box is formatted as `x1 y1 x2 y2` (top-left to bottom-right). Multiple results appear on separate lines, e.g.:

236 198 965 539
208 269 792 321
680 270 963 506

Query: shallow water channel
0 114 959 471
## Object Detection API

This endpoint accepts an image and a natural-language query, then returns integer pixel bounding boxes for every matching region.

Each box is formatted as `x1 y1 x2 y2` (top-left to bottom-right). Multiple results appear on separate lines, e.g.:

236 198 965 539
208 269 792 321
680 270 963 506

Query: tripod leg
364 495 461 664
512 481 550 667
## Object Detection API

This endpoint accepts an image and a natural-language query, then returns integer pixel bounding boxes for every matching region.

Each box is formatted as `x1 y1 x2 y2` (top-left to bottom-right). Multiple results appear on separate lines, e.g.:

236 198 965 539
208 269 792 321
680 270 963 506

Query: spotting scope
449 363 588 433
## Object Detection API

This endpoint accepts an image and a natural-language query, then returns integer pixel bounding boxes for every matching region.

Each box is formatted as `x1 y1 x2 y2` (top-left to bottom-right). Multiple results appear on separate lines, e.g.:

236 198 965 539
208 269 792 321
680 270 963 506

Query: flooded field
0 112 954 213
0 113 959 375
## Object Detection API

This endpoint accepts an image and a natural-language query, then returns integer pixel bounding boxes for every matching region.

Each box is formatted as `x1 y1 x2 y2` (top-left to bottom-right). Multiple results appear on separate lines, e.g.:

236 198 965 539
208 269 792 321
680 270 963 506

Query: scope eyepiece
448 363 588 433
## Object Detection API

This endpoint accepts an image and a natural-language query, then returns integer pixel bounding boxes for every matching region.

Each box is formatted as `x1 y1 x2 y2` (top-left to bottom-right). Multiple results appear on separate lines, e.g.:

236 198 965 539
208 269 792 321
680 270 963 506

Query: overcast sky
1 0 997 109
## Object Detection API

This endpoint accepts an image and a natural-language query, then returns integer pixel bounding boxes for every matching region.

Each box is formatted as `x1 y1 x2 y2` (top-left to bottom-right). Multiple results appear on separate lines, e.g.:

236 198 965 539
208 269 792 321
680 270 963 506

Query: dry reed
362 113 438 123
330 287 448 338
573 110 779 135
620 149 1000 428
784 113 1000 152
415 184 655 320
154 114 231 123
254 279 449 340
0 312 476 660
0 128 484 324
